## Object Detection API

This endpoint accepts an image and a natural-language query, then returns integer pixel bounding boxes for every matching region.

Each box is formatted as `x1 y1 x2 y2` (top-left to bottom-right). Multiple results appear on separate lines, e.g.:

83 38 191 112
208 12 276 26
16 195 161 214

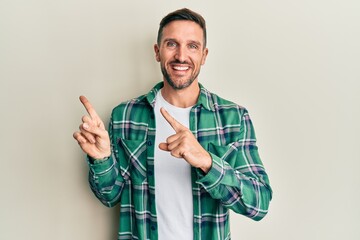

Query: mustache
170 60 191 65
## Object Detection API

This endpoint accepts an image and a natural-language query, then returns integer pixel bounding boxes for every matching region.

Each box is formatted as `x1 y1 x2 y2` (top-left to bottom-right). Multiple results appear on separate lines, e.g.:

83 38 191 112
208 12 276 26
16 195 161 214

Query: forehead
161 20 204 43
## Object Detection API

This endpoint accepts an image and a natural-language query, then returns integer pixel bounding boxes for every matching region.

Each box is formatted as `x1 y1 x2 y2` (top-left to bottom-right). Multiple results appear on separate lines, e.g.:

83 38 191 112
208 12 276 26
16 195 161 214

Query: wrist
92 151 111 161
199 153 212 174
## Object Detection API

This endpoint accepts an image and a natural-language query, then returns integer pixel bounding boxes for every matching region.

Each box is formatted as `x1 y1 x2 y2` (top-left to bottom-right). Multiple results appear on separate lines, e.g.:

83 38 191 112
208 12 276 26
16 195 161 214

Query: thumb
159 143 169 151
83 122 107 138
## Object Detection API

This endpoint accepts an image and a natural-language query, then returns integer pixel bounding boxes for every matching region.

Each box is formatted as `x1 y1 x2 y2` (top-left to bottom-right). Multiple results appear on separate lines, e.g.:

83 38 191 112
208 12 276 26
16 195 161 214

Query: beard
161 60 200 90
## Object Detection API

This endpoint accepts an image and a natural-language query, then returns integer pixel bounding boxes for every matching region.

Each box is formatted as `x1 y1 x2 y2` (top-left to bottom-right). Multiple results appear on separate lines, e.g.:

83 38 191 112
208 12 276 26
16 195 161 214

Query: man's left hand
159 107 212 173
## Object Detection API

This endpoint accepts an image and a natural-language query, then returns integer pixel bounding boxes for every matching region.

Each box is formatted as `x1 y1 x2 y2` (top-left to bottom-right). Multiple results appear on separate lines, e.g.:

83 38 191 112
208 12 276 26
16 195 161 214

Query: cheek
158 52 171 64
195 57 205 67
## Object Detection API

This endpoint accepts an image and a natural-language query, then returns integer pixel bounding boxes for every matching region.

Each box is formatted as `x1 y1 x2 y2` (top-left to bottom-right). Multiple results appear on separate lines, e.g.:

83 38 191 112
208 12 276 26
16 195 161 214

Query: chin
167 78 195 90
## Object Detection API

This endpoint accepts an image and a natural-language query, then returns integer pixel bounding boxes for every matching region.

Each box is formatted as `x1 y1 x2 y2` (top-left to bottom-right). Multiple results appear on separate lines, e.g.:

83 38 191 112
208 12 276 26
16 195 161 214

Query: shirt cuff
87 154 115 175
196 152 225 191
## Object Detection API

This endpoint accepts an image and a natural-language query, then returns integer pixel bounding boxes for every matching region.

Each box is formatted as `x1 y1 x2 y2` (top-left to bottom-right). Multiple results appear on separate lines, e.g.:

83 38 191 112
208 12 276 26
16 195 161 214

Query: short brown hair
157 8 207 48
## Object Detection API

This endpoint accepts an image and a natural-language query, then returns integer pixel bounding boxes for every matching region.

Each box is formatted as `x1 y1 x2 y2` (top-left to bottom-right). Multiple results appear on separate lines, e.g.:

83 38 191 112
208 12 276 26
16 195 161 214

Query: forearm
87 153 125 207
231 172 272 220
196 151 272 221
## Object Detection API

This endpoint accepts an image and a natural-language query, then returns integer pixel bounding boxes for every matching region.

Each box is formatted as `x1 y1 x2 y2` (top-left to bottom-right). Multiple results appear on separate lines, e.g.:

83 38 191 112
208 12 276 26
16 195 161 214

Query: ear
154 44 160 62
201 48 209 65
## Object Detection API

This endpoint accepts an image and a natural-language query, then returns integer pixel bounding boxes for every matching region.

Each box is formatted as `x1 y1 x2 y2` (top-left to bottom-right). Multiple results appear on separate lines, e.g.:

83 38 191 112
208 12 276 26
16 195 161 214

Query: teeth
173 66 189 71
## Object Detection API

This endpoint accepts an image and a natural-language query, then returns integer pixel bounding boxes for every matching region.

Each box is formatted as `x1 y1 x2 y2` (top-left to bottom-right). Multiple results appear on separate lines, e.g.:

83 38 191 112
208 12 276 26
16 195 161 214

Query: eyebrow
163 38 176 43
163 38 202 47
188 40 202 47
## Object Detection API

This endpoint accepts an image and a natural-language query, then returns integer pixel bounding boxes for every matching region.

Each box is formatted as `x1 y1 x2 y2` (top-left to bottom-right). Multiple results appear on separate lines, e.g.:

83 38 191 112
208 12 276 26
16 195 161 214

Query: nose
174 46 186 63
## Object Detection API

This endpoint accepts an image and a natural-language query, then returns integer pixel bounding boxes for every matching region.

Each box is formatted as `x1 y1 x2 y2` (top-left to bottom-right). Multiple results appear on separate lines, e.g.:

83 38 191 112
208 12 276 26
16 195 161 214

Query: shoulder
111 94 150 121
111 82 163 120
205 89 249 116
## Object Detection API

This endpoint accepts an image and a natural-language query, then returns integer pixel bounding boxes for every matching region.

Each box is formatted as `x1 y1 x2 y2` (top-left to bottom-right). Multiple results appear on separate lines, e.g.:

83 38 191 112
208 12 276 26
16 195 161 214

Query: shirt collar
140 81 215 111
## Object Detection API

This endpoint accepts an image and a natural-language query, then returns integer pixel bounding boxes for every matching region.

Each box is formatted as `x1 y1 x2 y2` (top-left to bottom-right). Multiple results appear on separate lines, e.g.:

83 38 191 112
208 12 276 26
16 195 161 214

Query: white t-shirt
154 90 193 240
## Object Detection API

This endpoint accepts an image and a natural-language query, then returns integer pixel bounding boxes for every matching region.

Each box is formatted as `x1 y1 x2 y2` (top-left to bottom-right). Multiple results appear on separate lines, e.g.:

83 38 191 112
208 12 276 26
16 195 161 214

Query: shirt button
151 225 156 231
147 140 152 146
148 170 153 176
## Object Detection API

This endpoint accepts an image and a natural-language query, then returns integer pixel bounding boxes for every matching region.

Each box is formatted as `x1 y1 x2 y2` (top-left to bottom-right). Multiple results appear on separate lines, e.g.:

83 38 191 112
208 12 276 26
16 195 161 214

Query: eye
189 44 198 49
166 41 177 48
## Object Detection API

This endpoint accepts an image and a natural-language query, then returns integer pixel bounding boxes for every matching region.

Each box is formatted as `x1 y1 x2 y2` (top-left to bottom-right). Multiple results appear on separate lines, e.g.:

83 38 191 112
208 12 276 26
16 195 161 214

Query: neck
161 80 200 108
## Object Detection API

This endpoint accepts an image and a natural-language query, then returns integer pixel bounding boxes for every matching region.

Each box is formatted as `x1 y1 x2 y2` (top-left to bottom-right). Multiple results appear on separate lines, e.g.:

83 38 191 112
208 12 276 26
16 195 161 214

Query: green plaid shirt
88 82 272 240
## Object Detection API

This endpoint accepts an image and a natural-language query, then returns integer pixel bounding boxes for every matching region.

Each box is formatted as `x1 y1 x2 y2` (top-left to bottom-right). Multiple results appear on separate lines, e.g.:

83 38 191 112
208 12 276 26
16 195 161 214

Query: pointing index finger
160 107 184 132
79 95 100 120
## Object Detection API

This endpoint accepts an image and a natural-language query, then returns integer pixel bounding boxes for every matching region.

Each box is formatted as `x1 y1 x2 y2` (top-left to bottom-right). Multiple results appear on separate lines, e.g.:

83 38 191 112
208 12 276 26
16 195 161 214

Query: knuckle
179 130 186 136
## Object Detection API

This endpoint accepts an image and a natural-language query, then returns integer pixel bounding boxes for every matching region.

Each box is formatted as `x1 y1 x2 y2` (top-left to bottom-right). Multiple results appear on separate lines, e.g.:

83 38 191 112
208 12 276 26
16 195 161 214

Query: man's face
154 20 208 90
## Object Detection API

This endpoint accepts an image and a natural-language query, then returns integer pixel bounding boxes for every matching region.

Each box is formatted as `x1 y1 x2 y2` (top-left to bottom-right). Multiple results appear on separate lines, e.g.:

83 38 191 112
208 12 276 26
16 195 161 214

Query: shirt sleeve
196 110 273 221
87 116 126 208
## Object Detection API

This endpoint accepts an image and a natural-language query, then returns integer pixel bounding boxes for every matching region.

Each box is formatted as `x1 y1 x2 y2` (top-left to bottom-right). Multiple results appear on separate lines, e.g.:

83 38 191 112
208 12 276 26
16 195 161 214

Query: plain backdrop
1 0 359 239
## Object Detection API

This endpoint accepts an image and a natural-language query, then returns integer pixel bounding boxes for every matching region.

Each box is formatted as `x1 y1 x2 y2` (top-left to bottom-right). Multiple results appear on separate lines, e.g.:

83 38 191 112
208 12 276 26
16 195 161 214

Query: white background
1 0 359 239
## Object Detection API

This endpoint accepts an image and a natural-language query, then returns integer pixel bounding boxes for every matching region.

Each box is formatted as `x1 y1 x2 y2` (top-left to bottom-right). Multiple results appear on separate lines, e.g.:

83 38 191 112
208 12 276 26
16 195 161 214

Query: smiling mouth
173 66 189 71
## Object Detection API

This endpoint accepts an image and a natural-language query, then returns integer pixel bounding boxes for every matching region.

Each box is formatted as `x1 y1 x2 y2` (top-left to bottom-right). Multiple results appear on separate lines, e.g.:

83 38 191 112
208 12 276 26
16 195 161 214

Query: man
73 8 272 240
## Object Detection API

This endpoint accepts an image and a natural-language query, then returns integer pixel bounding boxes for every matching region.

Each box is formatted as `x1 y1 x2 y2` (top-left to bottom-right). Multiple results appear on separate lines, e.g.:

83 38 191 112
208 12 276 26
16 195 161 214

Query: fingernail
83 123 89 129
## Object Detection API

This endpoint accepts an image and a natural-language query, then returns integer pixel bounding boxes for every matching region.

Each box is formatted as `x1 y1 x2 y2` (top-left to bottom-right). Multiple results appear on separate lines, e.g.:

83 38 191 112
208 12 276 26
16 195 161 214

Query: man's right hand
73 96 111 160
